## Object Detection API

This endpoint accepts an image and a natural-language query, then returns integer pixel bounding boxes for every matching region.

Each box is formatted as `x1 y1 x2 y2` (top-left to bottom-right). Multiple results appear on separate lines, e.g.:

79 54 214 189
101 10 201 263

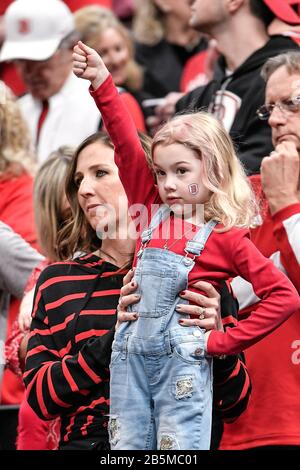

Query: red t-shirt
220 177 300 449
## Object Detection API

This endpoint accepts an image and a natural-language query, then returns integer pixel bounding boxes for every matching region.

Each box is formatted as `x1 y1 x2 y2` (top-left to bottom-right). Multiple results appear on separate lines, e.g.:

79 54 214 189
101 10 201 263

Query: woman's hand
116 273 223 332
72 41 110 90
116 269 140 330
175 281 223 332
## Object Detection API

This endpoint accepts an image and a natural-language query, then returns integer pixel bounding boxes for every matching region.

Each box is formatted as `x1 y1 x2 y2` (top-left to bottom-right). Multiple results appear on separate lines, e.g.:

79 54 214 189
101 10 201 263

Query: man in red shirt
221 49 300 449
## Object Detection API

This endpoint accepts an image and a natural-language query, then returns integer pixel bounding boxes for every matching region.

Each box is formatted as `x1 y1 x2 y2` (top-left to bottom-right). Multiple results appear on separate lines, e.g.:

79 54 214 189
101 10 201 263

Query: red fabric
0 172 38 404
64 0 112 12
91 74 300 357
0 0 12 15
180 50 209 93
0 172 37 249
264 0 300 25
0 298 24 404
119 92 146 132
0 1 112 16
17 398 60 450
0 369 24 404
0 0 113 14
36 100 49 145
0 63 27 97
5 320 24 378
112 0 134 19
221 176 300 448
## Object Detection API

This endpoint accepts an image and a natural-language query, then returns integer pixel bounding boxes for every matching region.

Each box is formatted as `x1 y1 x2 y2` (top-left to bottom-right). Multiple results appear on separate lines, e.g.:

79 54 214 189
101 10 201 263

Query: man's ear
153 0 172 14
226 0 245 15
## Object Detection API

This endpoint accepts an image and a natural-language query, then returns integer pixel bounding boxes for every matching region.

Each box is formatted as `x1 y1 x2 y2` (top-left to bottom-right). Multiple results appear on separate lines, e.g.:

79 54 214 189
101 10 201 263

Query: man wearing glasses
221 50 300 450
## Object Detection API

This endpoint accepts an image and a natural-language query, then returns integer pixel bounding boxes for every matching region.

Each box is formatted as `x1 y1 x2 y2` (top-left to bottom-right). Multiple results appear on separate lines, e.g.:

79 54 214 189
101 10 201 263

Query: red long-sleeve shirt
91 75 300 356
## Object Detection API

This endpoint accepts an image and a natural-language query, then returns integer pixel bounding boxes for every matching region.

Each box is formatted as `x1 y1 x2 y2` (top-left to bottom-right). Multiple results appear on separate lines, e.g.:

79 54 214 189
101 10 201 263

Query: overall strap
185 219 218 257
141 204 171 244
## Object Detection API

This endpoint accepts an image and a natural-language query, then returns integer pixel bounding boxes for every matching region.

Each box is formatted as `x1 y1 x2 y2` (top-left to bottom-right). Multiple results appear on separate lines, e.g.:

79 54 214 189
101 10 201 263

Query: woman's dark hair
57 132 114 259
249 0 275 27
57 130 152 260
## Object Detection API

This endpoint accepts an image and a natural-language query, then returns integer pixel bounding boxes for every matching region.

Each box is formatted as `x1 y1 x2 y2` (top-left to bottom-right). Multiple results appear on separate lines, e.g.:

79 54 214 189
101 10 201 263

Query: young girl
73 41 300 450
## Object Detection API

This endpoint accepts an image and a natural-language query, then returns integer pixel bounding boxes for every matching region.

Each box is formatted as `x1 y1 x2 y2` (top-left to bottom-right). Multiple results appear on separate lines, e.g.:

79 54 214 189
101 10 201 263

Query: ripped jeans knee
174 376 193 400
108 415 120 447
159 433 180 450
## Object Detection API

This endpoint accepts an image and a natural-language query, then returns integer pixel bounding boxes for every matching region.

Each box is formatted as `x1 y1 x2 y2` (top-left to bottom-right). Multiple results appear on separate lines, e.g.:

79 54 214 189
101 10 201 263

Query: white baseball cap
0 0 75 62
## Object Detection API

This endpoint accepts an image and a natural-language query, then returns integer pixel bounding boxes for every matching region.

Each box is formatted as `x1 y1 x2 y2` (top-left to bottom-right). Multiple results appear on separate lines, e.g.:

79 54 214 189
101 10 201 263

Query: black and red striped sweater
24 253 250 447
24 254 126 445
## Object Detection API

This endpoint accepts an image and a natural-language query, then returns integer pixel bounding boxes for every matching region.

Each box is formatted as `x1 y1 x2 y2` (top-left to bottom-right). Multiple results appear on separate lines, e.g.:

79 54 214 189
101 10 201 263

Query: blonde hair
133 0 165 45
74 6 143 91
74 5 115 38
0 81 35 176
152 112 259 231
34 146 74 261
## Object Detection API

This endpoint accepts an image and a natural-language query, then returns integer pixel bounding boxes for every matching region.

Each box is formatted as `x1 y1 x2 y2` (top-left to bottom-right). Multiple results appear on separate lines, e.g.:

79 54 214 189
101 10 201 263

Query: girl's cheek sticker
188 183 199 195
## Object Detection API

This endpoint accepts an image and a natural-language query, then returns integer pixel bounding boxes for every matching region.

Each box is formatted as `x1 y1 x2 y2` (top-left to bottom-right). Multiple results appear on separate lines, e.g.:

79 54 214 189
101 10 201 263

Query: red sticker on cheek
189 183 199 195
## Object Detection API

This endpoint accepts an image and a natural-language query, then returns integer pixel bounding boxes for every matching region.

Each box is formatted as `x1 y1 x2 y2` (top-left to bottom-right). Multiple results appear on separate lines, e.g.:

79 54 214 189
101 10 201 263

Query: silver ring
199 307 205 320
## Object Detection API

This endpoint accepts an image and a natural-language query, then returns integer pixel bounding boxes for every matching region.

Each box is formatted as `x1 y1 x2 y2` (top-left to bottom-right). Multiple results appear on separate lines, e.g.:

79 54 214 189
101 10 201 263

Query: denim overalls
109 205 217 450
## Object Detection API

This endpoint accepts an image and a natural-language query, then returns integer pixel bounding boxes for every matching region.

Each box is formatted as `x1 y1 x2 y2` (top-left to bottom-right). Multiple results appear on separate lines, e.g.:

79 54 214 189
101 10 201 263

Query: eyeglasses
256 95 300 120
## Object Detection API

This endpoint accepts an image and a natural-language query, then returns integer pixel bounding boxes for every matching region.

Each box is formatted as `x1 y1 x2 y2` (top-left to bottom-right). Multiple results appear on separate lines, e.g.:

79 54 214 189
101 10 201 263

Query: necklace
162 218 201 252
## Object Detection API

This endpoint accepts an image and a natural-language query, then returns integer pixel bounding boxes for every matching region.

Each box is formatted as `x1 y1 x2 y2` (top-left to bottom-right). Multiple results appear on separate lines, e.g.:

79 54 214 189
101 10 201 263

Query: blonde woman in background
132 0 207 99
5 146 74 450
75 5 146 131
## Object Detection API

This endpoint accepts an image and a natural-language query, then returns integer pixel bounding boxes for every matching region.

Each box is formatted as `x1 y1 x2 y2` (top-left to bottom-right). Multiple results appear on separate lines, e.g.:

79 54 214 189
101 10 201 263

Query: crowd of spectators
0 0 299 453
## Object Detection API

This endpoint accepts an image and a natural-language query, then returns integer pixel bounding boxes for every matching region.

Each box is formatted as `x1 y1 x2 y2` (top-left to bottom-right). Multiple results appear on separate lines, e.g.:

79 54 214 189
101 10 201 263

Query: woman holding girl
24 131 250 450
72 41 300 450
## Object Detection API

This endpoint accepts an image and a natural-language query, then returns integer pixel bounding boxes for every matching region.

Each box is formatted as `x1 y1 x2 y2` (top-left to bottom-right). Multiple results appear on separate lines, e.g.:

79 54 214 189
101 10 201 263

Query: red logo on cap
18 19 30 35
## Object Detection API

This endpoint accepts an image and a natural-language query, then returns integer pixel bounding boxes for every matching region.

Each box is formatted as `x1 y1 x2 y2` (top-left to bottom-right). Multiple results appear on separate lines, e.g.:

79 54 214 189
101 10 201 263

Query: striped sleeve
213 354 251 422
24 277 114 420
212 282 251 422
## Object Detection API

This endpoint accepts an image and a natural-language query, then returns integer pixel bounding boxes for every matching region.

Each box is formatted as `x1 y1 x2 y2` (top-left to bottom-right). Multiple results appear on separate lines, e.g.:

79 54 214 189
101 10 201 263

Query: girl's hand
175 281 224 332
72 41 109 90
115 269 140 330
